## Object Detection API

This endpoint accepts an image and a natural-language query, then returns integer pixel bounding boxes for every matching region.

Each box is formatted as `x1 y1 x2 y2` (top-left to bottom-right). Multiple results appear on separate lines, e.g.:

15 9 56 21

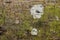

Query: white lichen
30 4 44 19
55 16 59 21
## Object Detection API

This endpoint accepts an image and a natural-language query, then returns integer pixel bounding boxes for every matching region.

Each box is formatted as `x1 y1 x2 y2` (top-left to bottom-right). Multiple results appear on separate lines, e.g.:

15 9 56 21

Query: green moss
0 2 60 40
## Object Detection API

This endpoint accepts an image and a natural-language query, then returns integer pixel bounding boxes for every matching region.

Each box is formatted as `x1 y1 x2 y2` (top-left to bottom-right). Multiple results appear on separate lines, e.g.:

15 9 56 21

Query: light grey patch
30 4 44 19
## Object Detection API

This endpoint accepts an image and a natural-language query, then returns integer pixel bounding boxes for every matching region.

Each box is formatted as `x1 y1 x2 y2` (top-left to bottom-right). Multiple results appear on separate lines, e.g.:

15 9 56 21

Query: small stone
31 28 38 35
15 20 19 24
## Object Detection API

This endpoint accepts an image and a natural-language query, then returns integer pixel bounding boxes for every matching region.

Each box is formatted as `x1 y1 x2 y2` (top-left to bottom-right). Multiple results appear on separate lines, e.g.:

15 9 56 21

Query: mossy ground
0 1 60 40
